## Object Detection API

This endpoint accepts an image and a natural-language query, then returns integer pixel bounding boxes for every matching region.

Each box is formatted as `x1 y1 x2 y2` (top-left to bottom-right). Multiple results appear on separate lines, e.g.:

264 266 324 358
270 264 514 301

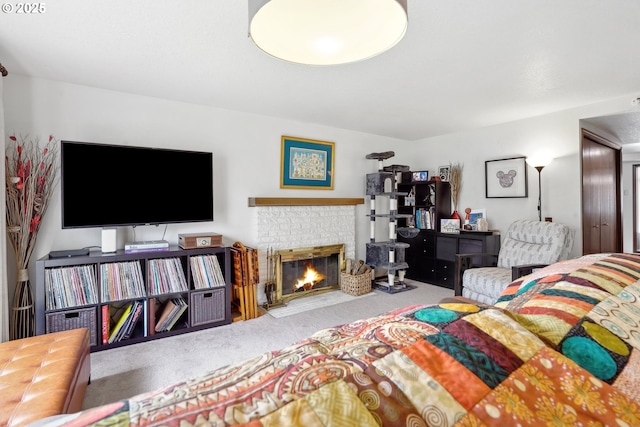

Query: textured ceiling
0 0 639 141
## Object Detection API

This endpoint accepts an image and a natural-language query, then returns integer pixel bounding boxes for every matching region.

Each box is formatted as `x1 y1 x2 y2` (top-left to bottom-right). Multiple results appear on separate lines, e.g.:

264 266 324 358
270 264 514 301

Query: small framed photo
441 219 460 233
470 208 486 226
281 136 334 190
438 165 451 182
485 156 528 198
411 171 429 182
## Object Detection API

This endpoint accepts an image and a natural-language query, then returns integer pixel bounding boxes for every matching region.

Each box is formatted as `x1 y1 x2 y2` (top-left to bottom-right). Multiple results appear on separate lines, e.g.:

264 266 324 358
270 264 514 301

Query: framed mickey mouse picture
485 156 528 198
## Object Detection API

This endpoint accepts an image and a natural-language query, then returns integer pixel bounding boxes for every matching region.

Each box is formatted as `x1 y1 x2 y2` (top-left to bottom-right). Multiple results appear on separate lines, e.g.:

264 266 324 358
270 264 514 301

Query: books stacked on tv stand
124 240 170 253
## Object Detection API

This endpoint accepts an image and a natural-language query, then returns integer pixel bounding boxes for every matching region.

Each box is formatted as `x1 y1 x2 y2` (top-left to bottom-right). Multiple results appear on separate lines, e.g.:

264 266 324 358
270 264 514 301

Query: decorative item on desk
467 208 487 231
438 165 451 182
5 134 59 339
463 207 472 230
441 219 461 234
404 188 415 206
449 162 463 223
411 171 428 182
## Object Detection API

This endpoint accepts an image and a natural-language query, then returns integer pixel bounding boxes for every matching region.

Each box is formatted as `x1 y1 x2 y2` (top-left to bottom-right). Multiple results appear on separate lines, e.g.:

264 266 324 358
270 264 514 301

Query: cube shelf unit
35 245 231 351
397 177 451 232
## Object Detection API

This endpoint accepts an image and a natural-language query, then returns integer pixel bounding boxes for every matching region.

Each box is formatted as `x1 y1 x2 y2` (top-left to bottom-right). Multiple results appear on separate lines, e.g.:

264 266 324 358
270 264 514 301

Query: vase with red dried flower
5 134 59 339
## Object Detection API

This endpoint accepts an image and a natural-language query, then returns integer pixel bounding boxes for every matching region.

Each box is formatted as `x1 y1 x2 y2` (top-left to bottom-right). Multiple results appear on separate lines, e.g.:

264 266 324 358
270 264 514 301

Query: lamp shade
526 155 553 168
248 0 408 65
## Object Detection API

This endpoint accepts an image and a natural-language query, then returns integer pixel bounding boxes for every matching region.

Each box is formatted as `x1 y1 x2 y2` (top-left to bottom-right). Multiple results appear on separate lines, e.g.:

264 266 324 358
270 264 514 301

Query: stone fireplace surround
250 198 364 306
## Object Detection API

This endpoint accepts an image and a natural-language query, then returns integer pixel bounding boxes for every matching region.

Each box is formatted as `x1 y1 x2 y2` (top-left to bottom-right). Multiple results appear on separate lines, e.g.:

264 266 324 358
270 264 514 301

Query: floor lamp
527 157 553 221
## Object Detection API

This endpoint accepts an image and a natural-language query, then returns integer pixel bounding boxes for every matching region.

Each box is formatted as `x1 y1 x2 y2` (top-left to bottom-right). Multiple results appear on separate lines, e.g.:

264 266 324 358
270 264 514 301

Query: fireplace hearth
266 244 345 307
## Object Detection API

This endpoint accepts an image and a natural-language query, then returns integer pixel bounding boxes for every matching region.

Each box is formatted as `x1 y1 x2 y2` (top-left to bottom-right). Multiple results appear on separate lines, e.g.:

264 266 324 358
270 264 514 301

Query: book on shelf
165 300 188 331
45 264 98 310
148 257 188 294
107 300 145 343
154 299 176 332
124 247 170 254
155 298 187 332
108 303 133 344
119 300 144 341
100 261 146 302
124 240 170 250
415 208 435 230
190 255 225 289
102 305 109 345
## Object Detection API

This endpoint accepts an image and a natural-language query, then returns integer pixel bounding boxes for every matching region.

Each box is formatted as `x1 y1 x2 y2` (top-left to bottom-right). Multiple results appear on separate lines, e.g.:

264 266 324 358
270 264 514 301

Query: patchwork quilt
41 253 640 427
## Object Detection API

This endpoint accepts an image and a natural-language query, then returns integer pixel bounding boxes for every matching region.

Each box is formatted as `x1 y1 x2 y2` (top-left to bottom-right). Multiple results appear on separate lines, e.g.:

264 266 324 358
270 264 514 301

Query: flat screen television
61 141 213 228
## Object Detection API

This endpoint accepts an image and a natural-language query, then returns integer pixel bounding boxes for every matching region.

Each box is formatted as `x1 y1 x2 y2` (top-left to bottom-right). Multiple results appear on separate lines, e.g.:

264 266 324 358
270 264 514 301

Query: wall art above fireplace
280 136 334 190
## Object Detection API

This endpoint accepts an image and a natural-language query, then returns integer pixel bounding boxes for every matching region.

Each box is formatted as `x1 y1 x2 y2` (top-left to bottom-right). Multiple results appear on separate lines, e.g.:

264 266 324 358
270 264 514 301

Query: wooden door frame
580 128 623 254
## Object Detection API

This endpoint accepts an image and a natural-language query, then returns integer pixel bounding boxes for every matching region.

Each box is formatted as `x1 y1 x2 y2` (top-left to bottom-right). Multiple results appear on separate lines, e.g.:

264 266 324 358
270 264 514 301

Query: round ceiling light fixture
248 0 408 66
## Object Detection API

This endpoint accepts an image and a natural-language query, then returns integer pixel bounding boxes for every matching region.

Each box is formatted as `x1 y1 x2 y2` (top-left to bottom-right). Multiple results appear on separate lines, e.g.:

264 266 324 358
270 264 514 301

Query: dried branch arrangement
449 162 463 212
5 134 59 338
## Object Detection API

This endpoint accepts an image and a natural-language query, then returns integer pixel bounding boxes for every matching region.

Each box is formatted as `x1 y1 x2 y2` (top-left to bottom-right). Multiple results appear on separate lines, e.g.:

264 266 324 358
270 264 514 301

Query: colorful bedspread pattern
53 254 640 427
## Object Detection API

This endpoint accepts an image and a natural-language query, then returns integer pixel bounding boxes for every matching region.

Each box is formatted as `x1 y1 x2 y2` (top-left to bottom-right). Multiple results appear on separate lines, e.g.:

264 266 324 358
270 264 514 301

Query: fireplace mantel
248 197 364 207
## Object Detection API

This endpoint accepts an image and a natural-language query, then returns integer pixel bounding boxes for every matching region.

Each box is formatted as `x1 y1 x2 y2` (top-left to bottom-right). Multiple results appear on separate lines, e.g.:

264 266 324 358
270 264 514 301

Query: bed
36 253 640 426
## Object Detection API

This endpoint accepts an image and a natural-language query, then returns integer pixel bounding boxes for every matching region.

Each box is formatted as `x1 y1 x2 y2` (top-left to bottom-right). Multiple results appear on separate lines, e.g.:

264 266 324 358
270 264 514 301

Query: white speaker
102 228 117 253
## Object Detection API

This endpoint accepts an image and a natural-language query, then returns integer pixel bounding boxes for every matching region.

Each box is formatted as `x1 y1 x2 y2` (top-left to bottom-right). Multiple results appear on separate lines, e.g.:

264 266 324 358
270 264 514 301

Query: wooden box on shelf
178 233 222 249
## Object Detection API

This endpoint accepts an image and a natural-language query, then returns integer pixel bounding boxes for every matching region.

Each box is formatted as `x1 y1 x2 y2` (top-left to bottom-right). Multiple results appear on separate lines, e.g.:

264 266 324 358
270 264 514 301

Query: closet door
581 129 622 254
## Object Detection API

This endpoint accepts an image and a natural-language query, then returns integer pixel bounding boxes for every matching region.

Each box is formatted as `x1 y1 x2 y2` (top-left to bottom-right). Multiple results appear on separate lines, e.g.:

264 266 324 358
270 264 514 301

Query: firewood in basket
352 260 364 275
355 262 369 275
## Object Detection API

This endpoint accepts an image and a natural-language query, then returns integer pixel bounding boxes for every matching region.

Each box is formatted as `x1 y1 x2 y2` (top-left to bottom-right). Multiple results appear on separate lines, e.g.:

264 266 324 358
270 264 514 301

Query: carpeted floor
83 279 453 409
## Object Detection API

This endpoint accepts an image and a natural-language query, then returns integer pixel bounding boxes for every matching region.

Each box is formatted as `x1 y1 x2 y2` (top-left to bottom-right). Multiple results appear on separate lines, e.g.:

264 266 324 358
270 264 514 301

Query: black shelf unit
398 230 501 289
395 173 500 289
397 179 451 231
35 245 231 351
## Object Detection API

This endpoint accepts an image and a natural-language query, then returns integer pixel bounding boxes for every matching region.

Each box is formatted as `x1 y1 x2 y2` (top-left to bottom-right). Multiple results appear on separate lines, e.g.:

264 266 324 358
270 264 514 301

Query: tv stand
35 246 231 351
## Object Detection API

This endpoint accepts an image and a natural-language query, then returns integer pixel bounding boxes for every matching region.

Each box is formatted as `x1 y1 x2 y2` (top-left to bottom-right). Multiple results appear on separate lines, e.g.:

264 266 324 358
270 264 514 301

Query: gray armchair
454 219 574 305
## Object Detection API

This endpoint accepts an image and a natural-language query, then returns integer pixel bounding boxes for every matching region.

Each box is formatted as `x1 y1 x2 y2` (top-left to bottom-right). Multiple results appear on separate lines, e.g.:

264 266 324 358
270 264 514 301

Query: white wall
3 74 639 320
2 75 401 300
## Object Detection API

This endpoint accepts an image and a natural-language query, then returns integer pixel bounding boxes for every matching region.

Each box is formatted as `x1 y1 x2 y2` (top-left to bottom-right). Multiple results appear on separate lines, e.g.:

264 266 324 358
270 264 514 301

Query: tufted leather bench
0 328 91 427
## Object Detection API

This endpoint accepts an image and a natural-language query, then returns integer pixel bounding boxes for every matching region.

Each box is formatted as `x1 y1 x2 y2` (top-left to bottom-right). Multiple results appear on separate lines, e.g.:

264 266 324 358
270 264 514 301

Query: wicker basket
190 288 226 326
46 307 97 346
340 272 372 296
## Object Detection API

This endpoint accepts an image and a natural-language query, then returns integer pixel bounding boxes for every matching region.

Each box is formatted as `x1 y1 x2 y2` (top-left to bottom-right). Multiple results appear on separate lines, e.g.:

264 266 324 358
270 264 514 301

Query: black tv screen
61 141 213 228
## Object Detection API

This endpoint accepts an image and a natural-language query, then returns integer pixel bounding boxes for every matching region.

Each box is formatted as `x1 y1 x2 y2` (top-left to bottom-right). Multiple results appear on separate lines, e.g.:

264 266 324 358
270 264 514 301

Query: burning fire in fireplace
265 244 345 307
293 264 325 291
